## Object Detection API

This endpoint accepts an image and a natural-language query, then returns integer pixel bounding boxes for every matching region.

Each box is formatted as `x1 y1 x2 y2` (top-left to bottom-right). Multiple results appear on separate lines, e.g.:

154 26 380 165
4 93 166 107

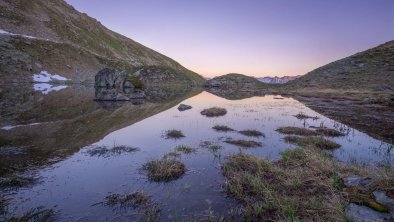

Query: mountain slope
0 0 204 84
287 41 394 91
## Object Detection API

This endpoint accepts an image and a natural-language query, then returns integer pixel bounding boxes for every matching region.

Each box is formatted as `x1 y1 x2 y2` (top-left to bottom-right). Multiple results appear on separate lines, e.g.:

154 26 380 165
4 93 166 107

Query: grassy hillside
287 40 394 92
0 0 204 84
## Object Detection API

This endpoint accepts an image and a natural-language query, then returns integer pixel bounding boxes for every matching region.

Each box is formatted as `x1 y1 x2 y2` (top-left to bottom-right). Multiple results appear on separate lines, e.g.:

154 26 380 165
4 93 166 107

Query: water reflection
0 86 393 221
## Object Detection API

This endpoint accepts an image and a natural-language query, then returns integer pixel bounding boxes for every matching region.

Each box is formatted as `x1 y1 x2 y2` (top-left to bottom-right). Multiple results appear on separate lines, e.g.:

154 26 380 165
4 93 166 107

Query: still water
1 88 393 221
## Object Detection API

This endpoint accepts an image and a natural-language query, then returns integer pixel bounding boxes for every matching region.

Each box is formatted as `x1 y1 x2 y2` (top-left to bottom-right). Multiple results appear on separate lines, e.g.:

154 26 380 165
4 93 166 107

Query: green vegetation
212 125 234 132
222 148 346 221
101 192 160 221
207 145 223 152
276 126 318 136
126 76 144 89
174 145 196 154
164 130 185 139
224 139 262 148
238 130 265 137
316 128 346 137
143 158 186 182
200 107 227 117
86 145 139 157
284 136 341 150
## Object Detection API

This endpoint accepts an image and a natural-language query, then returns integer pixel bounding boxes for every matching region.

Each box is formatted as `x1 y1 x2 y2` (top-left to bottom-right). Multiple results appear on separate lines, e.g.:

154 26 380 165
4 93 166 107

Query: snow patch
33 71 69 83
0 28 36 39
1 123 42 131
33 83 68 94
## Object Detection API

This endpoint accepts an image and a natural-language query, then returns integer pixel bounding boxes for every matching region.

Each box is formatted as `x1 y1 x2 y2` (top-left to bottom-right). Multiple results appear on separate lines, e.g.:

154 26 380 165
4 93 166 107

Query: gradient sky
65 0 394 77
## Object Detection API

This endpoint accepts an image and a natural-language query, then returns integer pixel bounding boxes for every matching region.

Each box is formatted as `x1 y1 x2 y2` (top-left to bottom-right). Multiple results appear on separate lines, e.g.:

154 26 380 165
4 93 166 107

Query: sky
65 0 394 78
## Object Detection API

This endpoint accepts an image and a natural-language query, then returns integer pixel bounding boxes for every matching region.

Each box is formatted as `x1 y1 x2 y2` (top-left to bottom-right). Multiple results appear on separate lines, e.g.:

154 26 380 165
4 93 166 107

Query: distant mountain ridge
257 75 301 84
0 0 204 84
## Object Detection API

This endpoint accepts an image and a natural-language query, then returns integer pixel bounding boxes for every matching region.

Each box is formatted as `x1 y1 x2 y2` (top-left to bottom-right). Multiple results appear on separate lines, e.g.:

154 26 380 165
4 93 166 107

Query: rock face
177 104 192 111
94 68 145 101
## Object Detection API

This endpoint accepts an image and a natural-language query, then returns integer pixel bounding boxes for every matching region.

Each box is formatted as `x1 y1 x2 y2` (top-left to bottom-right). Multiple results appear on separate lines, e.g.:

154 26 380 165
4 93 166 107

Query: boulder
178 104 192 111
94 68 145 101
374 190 394 218
343 176 374 191
346 203 393 222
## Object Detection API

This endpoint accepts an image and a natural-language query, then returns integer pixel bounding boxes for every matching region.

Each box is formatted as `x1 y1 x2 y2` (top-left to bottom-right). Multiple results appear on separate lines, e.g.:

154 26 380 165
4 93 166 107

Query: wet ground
0 86 393 221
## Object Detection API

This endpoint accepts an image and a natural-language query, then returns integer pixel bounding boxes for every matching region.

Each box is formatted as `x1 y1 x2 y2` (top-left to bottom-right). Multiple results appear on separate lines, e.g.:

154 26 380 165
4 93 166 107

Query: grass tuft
164 130 185 139
238 129 265 137
212 125 234 132
143 158 186 182
276 126 318 136
316 128 346 137
174 145 196 154
284 136 341 149
101 192 160 221
224 139 262 148
207 145 223 152
294 112 319 120
201 107 227 117
87 145 138 157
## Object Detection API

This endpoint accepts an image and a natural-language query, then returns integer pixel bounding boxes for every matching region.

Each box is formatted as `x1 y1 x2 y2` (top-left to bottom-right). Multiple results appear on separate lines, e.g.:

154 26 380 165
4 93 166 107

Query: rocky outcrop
94 68 145 101
177 104 192 111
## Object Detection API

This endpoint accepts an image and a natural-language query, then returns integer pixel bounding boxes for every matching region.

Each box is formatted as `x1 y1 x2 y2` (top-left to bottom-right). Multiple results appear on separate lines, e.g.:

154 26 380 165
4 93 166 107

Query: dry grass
224 139 262 148
212 125 235 132
201 107 227 117
238 130 265 137
316 128 346 137
276 127 318 136
284 136 341 149
164 130 185 139
222 148 349 221
143 158 186 182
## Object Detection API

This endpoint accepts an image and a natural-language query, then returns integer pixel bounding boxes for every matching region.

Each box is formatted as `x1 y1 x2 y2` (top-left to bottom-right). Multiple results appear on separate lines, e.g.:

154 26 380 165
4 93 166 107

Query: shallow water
1 89 393 221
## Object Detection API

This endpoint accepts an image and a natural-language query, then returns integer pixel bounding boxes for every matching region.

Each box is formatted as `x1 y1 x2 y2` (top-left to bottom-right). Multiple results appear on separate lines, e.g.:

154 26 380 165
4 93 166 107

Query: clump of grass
221 148 347 221
164 130 185 139
212 125 234 132
284 136 341 149
224 139 262 148
175 145 196 154
207 145 223 152
143 158 186 182
294 112 319 120
87 145 139 157
316 128 345 137
276 126 318 136
6 206 56 222
100 192 160 221
201 107 227 117
238 130 265 137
